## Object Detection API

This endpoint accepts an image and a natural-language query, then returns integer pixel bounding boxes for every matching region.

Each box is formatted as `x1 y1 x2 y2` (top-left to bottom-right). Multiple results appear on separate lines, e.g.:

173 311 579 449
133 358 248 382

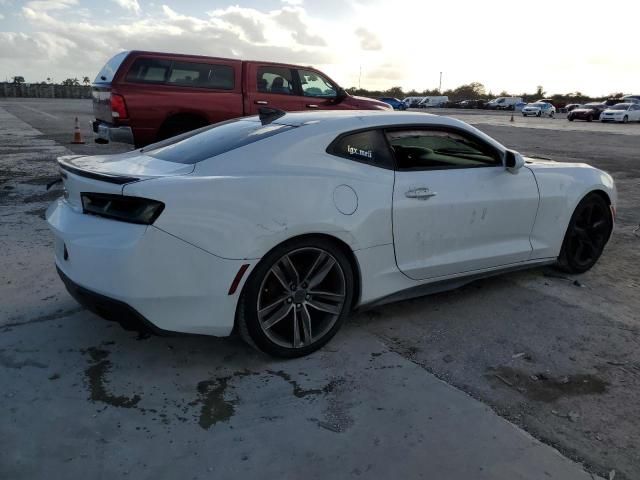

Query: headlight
81 193 165 225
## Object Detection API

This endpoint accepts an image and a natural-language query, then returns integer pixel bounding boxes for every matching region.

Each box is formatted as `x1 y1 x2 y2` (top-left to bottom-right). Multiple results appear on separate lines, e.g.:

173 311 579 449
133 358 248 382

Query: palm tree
82 76 90 85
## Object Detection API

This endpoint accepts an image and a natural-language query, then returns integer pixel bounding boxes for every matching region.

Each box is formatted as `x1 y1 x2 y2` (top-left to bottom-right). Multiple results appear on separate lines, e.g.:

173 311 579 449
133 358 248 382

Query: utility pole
439 72 442 93
358 65 362 90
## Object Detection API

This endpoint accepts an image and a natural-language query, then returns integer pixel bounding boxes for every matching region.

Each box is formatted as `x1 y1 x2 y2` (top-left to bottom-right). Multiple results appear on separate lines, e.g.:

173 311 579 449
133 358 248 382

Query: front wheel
568 115 574 121
622 116 629 124
557 194 612 274
237 238 354 357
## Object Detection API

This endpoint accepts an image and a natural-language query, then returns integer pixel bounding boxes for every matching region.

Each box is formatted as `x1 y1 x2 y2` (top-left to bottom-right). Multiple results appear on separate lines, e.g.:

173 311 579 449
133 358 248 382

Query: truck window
126 58 171 83
166 61 234 90
297 69 336 97
257 67 294 95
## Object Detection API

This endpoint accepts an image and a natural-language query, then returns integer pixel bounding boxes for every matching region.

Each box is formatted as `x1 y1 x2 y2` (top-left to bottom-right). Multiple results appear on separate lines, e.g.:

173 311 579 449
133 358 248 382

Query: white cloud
3 0 640 95
112 0 141 15
355 28 381 51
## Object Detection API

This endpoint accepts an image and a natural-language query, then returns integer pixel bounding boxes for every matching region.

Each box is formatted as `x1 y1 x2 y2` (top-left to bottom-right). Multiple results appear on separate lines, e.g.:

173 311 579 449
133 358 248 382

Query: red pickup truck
92 50 391 147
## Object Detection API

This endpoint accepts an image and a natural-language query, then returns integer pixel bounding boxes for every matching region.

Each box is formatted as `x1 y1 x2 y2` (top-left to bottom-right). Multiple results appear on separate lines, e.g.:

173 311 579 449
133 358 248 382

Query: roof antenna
259 107 286 125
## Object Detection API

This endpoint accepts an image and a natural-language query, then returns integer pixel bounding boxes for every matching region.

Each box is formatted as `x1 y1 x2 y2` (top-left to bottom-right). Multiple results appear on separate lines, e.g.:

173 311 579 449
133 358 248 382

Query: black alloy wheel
557 194 613 273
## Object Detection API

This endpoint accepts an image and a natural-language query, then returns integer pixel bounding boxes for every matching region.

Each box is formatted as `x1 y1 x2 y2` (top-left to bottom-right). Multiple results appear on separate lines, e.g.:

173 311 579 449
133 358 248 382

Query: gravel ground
0 99 638 479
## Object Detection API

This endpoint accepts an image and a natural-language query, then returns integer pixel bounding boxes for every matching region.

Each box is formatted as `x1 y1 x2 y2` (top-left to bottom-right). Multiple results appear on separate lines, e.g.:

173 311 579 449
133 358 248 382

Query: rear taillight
81 193 164 225
110 94 129 119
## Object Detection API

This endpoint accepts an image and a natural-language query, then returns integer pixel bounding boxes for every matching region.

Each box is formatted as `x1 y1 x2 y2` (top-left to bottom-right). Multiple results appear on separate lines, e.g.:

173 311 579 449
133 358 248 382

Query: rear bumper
47 198 251 337
57 266 169 335
92 120 134 144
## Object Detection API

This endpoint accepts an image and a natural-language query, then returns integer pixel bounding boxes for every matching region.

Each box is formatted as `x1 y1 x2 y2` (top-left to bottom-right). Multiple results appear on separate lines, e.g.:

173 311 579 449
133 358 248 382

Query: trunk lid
58 151 193 210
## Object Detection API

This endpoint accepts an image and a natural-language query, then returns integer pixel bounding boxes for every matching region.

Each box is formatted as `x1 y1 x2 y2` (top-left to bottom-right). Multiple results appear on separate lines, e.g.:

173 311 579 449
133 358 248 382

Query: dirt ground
1 100 639 479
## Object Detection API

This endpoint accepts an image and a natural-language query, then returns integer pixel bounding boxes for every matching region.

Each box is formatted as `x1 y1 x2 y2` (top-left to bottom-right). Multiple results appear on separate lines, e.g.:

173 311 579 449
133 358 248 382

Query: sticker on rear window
347 144 373 159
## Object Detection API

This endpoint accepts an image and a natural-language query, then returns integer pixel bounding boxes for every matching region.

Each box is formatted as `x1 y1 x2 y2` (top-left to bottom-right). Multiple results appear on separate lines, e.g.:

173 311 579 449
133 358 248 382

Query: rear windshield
94 51 129 83
144 119 294 164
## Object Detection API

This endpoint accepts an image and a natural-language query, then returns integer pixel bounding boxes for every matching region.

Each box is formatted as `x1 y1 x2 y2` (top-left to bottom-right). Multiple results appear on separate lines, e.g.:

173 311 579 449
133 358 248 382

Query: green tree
12 76 25 85
82 76 91 85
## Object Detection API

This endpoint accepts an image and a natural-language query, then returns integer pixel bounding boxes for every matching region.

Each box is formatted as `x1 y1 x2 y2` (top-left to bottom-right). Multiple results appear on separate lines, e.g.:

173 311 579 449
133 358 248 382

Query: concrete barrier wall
0 83 92 99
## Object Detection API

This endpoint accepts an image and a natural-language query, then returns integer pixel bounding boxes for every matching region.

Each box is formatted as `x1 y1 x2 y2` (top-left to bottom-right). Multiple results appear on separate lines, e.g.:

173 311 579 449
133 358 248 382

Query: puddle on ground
488 366 608 402
81 346 141 408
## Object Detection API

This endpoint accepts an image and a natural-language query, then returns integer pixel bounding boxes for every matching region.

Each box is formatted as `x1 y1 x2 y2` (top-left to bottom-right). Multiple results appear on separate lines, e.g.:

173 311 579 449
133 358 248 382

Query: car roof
267 110 467 129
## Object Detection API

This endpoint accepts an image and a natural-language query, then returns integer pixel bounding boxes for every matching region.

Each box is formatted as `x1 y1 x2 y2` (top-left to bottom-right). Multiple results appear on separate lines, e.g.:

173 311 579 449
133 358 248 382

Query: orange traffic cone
510 114 514 122
71 117 85 144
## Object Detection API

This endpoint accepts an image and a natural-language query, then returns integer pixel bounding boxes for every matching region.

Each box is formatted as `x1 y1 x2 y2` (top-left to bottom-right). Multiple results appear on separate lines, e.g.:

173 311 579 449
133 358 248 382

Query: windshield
610 104 630 110
94 51 129 83
145 119 294 164
530 103 545 107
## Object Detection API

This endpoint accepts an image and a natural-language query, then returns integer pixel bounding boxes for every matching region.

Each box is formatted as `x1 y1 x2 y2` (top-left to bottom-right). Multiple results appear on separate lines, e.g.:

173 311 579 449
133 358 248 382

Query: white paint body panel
393 166 539 280
47 111 616 336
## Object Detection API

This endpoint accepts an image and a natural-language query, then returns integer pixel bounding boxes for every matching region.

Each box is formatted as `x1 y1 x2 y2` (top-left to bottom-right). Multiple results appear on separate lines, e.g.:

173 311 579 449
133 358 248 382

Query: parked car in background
600 103 640 123
486 97 523 110
603 98 625 107
522 102 556 117
48 110 616 357
417 96 449 108
379 97 408 110
459 99 487 109
402 97 422 108
91 50 391 147
568 103 607 122
566 103 582 112
621 95 640 105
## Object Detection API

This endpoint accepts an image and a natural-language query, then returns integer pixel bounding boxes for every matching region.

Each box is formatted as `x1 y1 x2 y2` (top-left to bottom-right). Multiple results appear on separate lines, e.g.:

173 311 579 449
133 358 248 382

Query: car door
244 64 303 115
389 126 540 280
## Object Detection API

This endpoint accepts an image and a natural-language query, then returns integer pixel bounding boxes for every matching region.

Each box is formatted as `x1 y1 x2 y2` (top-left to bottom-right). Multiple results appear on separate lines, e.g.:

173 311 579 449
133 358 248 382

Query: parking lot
1 98 639 479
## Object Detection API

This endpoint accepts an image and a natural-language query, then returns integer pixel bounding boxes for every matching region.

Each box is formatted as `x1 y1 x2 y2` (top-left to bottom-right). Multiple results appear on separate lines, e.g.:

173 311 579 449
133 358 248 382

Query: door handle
255 100 268 105
405 188 437 200
306 104 319 109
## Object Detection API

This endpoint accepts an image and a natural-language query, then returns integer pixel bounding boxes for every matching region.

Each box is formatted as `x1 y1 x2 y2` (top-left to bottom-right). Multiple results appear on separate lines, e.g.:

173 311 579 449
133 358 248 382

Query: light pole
439 72 442 93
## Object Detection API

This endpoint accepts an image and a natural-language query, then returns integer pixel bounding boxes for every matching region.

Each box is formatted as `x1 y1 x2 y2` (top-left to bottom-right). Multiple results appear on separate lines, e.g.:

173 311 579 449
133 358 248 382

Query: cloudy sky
0 0 638 96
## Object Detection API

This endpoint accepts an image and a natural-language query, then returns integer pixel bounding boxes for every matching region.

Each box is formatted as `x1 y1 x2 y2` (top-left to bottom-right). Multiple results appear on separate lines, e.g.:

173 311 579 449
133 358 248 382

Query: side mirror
505 150 525 172
334 87 348 104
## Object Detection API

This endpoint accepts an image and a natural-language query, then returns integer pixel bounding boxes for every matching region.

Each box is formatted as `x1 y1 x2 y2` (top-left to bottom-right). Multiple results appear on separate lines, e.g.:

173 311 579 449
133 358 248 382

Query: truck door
244 64 303 115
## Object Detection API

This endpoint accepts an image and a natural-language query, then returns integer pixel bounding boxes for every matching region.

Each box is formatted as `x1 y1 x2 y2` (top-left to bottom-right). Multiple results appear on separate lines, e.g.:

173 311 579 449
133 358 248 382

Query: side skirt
357 258 555 310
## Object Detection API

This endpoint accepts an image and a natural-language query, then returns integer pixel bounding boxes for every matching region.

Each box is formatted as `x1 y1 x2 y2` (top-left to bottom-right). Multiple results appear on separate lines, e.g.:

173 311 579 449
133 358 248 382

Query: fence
0 83 92 99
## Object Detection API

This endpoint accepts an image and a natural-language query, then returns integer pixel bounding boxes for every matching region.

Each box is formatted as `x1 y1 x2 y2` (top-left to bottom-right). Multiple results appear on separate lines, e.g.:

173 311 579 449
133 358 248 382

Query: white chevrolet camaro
47 110 616 357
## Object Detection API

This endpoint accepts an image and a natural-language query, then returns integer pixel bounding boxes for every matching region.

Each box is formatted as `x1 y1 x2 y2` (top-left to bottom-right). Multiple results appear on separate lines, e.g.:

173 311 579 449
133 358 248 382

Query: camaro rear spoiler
57 156 140 185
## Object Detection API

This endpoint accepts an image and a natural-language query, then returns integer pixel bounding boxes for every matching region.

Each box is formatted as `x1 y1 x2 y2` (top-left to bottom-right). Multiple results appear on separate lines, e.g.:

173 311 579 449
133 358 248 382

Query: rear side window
126 58 171 83
327 129 393 169
145 120 294 164
94 51 129 83
125 58 235 89
257 67 295 95
166 61 234 89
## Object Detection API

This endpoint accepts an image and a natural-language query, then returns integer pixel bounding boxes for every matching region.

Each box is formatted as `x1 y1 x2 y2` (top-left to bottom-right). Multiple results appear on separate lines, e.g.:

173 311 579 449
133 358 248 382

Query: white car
600 103 640 123
47 110 616 357
522 102 556 117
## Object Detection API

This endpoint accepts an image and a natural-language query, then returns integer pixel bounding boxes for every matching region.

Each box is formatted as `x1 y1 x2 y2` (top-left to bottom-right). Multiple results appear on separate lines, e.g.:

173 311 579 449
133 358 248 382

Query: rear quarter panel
527 161 616 259
123 128 395 260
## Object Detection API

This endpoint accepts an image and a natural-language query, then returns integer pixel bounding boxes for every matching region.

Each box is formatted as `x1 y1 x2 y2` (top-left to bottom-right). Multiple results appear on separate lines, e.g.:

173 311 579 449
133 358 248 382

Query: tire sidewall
238 237 355 358
558 194 612 273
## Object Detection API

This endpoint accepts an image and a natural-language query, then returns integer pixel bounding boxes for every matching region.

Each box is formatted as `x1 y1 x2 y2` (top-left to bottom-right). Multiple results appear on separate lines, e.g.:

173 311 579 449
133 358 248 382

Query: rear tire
623 116 629 124
557 194 612 274
237 237 354 358
587 115 593 122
